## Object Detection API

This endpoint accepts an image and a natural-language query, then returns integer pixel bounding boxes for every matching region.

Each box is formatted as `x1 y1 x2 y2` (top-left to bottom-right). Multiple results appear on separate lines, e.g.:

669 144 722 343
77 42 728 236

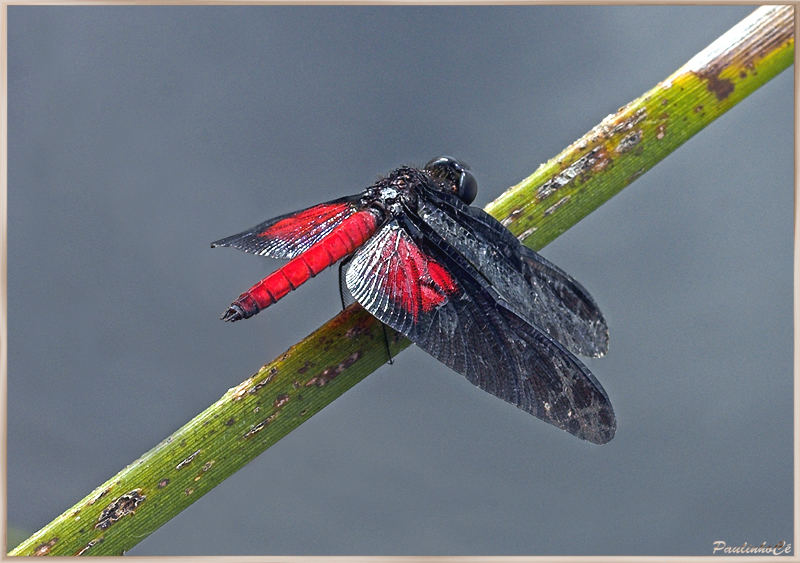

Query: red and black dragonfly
212 157 615 444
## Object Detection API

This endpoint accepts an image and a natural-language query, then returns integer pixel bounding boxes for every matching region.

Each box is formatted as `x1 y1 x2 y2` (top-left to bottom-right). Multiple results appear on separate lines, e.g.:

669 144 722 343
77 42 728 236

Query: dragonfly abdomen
221 209 380 322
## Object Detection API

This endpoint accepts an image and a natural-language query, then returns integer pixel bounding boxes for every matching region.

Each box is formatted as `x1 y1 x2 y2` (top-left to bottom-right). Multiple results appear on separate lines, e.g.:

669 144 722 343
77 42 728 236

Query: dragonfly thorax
365 167 427 217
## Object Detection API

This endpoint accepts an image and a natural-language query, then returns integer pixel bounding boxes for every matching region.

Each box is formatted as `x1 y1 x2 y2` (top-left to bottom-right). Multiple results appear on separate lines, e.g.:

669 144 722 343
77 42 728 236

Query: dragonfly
212 157 615 444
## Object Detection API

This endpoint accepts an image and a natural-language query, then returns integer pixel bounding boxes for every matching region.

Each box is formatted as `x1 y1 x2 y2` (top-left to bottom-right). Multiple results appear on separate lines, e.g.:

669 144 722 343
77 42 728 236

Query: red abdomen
230 209 380 319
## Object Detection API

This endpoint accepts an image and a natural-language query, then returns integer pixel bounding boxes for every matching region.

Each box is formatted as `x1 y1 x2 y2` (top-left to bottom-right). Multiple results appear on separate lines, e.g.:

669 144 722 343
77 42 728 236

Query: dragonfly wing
515 243 608 356
346 219 615 444
211 195 362 259
419 187 608 357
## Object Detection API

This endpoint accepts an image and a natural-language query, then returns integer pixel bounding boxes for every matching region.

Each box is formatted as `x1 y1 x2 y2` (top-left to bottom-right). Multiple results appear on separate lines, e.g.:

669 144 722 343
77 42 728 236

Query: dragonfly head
424 156 478 205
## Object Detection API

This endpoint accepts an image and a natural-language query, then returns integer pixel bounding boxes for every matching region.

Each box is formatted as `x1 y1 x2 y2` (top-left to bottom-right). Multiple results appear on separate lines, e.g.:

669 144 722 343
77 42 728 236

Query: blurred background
8 6 792 556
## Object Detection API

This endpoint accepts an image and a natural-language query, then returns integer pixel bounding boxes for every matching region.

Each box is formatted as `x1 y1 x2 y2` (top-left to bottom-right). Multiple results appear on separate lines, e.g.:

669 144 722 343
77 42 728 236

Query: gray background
8 6 793 556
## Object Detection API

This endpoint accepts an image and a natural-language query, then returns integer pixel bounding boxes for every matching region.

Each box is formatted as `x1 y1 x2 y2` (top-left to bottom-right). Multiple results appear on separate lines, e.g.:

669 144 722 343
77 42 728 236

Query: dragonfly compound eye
457 169 478 205
424 156 478 204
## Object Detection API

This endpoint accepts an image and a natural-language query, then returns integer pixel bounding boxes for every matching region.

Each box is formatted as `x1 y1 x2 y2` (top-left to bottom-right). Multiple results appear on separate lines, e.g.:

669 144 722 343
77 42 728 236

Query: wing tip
584 424 616 445
579 408 616 445
210 236 232 249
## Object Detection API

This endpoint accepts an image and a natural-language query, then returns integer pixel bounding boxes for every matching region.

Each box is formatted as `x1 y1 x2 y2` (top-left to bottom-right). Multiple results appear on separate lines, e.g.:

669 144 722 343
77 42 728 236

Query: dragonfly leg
338 259 349 310
380 322 394 365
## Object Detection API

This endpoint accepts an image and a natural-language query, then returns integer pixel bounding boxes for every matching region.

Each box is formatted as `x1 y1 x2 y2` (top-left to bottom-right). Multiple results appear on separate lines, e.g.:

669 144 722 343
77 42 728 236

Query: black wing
211 195 362 259
345 218 615 444
417 186 608 358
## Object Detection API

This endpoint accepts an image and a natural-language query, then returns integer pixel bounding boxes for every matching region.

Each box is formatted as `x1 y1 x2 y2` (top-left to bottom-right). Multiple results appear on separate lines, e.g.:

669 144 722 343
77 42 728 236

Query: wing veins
347 218 615 444
418 187 608 357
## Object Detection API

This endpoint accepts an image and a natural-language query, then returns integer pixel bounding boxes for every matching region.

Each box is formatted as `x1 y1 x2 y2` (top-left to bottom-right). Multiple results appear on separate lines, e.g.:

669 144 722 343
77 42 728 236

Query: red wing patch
258 202 352 243
211 199 357 259
385 233 458 319
346 222 458 324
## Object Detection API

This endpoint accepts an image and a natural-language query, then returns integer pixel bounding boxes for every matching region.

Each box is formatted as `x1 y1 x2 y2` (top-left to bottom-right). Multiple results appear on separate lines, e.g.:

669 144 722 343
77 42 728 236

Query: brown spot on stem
609 107 647 134
249 368 278 395
74 537 103 556
225 417 236 427
157 478 170 489
543 196 571 216
243 413 278 439
500 208 523 227
345 319 372 340
536 145 610 201
616 130 642 154
306 374 330 388
95 489 145 530
342 351 361 368
590 148 611 172
305 352 361 387
274 393 290 408
33 537 58 556
697 72 735 101
176 449 201 470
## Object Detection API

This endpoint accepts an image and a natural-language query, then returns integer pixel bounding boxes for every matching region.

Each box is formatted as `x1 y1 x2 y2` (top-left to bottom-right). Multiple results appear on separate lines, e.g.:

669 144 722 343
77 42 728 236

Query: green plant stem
9 6 793 557
485 5 794 246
